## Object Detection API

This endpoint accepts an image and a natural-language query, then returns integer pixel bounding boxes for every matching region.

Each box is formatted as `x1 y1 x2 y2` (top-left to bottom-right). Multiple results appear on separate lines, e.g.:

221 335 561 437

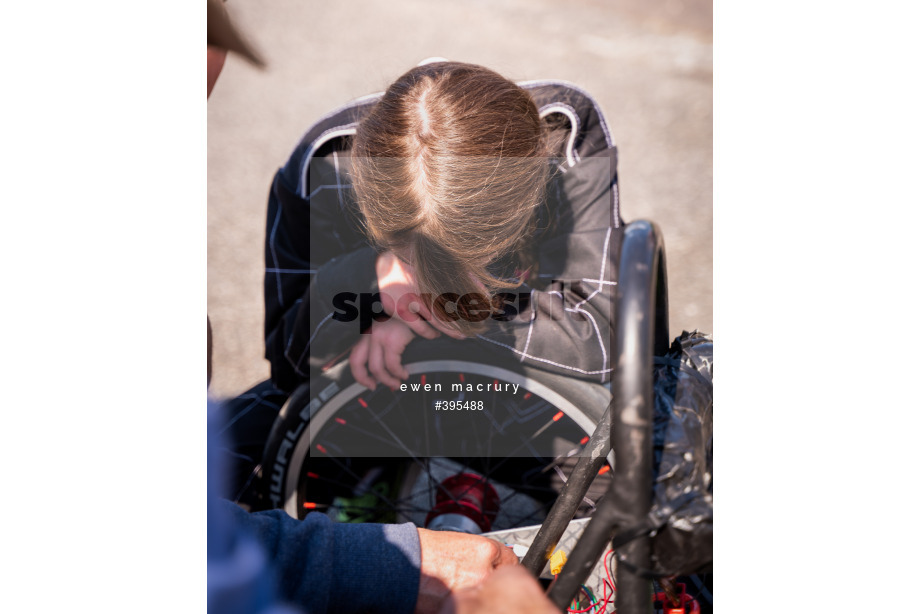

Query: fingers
475 538 517 571
383 338 410 381
451 566 557 614
393 295 442 340
367 339 397 389
348 335 376 390
366 326 411 388
416 530 535 614
488 539 519 569
353 316 459 393
404 317 441 340
398 292 434 320
380 290 399 317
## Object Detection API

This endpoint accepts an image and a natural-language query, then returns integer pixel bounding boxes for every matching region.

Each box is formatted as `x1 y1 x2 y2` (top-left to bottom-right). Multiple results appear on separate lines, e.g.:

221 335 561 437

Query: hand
415 528 519 614
438 565 557 614
349 318 417 390
376 251 465 340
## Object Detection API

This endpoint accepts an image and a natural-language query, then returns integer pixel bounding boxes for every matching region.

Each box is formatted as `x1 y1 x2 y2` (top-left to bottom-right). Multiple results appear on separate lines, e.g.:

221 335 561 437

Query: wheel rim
278 359 614 529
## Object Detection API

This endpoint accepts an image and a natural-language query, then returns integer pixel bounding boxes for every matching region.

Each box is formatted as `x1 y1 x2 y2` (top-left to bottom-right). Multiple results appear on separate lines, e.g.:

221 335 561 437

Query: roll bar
540 220 669 613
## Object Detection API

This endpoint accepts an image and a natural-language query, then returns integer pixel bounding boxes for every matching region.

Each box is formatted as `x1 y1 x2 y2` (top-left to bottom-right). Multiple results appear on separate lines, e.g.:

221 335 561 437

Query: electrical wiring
599 549 616 612
566 550 617 613
567 585 600 613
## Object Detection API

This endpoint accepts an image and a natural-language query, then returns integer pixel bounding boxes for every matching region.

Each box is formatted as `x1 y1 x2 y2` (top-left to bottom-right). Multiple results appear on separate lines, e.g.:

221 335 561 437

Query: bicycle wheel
258 338 614 532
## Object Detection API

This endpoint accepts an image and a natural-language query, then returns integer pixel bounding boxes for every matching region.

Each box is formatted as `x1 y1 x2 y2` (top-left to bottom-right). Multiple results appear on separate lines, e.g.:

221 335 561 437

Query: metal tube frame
543 220 668 613
520 402 612 576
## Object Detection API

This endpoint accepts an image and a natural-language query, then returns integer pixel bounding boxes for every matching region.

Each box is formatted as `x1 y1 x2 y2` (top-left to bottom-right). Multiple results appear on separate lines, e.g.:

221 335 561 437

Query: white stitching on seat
268 207 284 306
581 279 617 285
520 292 537 359
308 184 353 200
570 227 612 311
476 334 613 376
290 311 335 377
218 393 284 434
565 306 608 373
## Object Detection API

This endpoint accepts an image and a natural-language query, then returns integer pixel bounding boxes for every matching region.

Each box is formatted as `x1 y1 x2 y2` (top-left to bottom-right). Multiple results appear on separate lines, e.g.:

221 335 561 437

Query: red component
425 473 501 533
335 417 347 425
652 583 701 614
421 374 427 386
357 398 368 408
580 436 590 445
598 465 610 475
552 411 564 422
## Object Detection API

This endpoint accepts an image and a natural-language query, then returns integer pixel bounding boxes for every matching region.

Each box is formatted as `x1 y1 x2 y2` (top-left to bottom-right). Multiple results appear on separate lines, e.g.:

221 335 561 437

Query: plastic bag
649 331 713 576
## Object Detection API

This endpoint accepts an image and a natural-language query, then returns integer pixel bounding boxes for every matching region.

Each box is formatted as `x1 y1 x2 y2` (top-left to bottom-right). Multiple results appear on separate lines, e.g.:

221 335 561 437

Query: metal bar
521 402 612 576
544 477 620 609
546 220 667 613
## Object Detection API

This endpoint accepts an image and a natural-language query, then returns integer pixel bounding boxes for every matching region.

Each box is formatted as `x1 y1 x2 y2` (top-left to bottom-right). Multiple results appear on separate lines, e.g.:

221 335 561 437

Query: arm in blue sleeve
220 501 422 614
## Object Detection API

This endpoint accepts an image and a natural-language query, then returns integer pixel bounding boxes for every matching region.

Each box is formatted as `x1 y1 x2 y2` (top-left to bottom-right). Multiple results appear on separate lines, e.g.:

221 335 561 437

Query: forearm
221 501 422 614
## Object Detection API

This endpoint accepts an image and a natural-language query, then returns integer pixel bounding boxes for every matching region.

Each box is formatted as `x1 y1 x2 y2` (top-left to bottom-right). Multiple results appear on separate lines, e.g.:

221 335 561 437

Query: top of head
351 62 551 330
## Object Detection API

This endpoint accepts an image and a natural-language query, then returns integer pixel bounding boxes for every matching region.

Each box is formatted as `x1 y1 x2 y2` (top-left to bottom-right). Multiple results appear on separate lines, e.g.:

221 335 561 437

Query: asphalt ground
207 0 712 398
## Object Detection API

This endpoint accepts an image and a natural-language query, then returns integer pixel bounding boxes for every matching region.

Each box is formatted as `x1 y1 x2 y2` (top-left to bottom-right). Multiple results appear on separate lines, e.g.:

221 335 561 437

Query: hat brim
207 0 264 67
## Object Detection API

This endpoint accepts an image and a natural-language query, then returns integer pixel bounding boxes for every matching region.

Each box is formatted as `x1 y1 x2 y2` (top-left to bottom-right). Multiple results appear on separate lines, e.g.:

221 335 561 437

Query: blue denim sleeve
210 401 421 614
210 398 302 614
221 502 422 614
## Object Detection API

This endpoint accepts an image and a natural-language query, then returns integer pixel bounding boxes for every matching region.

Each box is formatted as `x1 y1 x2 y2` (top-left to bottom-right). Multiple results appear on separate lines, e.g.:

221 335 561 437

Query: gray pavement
208 0 712 398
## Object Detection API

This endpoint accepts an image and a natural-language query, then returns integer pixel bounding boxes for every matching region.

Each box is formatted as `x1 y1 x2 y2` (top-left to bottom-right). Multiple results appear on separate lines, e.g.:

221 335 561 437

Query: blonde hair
352 62 552 333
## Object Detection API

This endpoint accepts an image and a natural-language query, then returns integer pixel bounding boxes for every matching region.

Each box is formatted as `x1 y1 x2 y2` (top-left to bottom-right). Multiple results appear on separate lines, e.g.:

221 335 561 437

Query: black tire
258 337 613 525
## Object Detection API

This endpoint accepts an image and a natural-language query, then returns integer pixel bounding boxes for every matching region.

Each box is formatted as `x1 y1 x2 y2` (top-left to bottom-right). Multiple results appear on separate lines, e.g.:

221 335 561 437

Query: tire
258 337 613 527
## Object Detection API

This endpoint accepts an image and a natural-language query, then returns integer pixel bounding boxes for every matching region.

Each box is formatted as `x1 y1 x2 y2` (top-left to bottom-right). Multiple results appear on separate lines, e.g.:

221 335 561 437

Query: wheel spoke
286 365 605 537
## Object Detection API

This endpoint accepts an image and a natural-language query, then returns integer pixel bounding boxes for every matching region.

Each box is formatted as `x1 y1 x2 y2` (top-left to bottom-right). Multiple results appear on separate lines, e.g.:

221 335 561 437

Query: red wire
593 550 617 613
566 551 617 613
